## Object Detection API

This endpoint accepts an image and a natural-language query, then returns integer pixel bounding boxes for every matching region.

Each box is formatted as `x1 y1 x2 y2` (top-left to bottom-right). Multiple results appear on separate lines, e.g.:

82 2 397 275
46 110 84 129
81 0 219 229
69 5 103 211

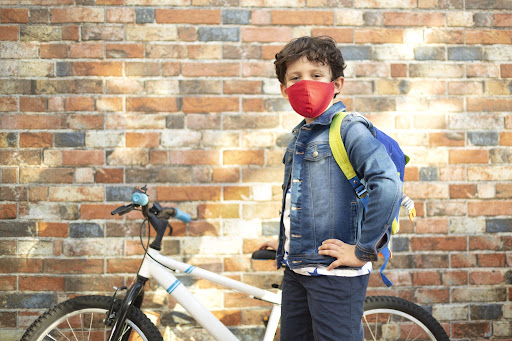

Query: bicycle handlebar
110 188 191 223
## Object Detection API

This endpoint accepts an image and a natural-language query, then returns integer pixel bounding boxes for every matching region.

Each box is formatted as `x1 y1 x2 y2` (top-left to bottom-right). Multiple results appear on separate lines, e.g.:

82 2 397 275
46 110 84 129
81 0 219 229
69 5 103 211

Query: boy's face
280 56 344 101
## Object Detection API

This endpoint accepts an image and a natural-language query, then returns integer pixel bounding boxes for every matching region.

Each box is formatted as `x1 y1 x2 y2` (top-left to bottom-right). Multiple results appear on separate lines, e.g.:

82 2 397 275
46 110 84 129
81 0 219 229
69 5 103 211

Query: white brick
477 183 496 198
432 304 468 321
447 11 474 27
449 218 485 234
223 220 261 238
373 45 414 61
335 10 364 26
145 80 180 95
263 79 281 95
252 184 272 201
162 130 202 147
43 150 63 166
125 25 177 41
18 240 54 257
242 132 274 148
75 168 95 183
63 239 123 257
484 46 512 62
86 131 124 148
404 28 424 44
182 237 242 255
448 113 503 130
201 131 239 147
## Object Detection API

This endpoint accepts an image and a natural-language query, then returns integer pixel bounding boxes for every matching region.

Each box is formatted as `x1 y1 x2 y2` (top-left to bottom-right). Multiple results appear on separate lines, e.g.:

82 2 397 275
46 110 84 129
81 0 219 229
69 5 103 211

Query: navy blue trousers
280 268 369 341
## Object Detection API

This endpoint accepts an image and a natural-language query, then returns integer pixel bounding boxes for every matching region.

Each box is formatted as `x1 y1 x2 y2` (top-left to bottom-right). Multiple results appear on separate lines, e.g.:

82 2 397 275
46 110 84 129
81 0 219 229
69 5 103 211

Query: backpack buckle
354 184 367 199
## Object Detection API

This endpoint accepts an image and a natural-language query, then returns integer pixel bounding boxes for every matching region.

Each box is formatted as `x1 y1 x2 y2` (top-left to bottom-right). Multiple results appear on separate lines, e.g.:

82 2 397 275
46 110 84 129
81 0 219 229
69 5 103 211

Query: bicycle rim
363 296 449 341
29 307 150 341
363 308 436 340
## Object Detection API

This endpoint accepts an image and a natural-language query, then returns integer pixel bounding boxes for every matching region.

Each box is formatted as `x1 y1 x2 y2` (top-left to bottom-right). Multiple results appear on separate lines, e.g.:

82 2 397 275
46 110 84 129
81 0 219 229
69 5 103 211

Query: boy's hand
259 239 278 251
318 239 366 270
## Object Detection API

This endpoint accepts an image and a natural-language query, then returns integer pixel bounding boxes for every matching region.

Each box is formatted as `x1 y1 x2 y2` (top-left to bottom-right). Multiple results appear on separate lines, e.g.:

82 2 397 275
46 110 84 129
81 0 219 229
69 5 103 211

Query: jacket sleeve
341 114 402 261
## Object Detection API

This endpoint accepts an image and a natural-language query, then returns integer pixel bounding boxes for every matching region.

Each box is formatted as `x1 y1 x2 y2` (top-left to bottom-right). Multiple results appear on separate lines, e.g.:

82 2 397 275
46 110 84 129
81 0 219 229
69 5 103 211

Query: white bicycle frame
137 247 282 341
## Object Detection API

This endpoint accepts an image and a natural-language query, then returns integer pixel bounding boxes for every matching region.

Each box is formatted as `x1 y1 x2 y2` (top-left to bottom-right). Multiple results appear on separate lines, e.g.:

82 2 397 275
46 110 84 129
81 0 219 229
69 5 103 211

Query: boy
260 36 402 340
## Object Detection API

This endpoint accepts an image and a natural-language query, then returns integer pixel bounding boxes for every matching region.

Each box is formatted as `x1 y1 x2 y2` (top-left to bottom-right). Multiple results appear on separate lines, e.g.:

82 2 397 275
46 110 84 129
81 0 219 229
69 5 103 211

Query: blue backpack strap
379 246 393 287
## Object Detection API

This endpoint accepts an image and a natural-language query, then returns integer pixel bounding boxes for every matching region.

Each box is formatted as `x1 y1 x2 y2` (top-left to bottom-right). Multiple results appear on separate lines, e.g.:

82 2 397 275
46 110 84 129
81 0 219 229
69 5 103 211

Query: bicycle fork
107 275 147 341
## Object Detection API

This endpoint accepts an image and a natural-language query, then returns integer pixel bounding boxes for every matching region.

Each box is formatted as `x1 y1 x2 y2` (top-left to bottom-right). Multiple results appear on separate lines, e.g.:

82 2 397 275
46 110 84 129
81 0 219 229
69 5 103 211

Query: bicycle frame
115 247 282 341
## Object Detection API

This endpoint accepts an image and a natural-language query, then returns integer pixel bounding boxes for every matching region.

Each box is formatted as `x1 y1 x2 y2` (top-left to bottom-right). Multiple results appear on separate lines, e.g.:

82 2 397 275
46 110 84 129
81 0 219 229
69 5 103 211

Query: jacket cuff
355 243 378 262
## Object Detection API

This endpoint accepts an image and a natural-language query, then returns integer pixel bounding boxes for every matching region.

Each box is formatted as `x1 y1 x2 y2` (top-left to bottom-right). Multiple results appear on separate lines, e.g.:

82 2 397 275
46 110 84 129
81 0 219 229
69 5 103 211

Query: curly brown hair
274 36 346 85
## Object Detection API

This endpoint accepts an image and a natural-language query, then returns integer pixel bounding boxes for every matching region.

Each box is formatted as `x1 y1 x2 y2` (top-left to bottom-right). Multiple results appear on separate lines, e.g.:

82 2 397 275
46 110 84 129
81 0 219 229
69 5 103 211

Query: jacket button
312 151 319 157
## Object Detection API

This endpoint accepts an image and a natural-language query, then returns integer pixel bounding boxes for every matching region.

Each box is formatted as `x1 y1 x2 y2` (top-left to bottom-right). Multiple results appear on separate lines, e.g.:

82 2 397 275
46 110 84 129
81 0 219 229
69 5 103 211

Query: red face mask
285 80 335 119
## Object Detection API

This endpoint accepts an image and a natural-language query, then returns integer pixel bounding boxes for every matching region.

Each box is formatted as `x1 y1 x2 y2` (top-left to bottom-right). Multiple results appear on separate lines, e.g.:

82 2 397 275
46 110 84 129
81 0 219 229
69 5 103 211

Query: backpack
329 110 415 287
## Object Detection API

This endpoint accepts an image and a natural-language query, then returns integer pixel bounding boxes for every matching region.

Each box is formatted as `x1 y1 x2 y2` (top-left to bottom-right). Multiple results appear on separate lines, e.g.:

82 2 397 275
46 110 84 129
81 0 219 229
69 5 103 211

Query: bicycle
21 186 450 341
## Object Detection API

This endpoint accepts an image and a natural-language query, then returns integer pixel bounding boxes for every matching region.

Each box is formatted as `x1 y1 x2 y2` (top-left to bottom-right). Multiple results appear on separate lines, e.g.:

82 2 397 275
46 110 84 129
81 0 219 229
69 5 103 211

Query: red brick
0 276 16 291
412 271 441 286
384 12 445 26
410 236 466 251
450 184 476 199
126 62 160 76
95 168 123 183
106 8 134 23
224 186 250 200
466 29 512 44
20 132 52 148
452 322 491 338
415 288 450 304
355 29 403 43
223 150 264 165
271 10 333 25
425 28 464 44
223 80 262 95
494 13 512 27
19 276 64 291
0 26 18 41
126 97 178 113
181 62 239 77
469 235 501 251
50 8 104 23
188 221 219 237
500 132 512 146
157 186 221 201
391 64 407 77
126 132 159 148
213 167 240 182
61 25 79 41
178 26 197 41
242 98 265 112
155 9 220 24
0 204 16 219
478 253 506 267
501 64 512 78
69 114 104 129
242 61 275 77
40 43 68 58
62 150 104 166
106 43 144 58
44 259 103 274
415 218 448 234
96 97 122 112
0 97 17 112
38 222 68 237
467 98 512 111
429 132 465 146
20 97 47 112
0 258 42 274
468 201 512 216
449 149 488 164
81 204 122 220
169 150 220 165
97 0 124 4
442 271 468 285
198 204 239 219
106 258 142 273
63 61 123 77
241 27 292 42
470 270 505 285
149 150 168 164
183 97 239 113
1 8 29 23
69 43 104 58
64 97 95 111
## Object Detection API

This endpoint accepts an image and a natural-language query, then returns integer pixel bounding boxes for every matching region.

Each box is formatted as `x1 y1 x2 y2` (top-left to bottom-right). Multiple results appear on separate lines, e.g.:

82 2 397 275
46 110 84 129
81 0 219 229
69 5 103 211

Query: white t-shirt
283 190 372 277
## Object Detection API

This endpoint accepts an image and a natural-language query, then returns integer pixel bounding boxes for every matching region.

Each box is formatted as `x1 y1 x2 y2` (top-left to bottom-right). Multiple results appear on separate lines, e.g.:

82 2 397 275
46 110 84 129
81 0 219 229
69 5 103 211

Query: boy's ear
280 83 289 100
333 77 344 96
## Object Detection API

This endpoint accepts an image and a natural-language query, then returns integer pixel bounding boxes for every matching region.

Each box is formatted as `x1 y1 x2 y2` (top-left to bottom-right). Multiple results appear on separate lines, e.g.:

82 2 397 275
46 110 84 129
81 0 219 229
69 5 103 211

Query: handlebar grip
132 192 149 206
174 208 191 223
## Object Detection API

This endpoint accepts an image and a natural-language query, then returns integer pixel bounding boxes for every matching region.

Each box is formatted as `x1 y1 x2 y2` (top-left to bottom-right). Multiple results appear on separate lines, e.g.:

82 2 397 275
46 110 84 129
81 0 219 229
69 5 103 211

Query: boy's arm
342 116 402 262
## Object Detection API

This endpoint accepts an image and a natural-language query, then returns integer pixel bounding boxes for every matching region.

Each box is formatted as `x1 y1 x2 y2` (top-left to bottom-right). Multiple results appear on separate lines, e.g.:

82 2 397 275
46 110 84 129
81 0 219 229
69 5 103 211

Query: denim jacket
276 101 402 270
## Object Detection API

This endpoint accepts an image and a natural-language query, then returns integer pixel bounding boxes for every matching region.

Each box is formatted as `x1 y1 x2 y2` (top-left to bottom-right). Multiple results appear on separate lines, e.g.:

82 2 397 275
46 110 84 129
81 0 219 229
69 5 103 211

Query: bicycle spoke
383 313 391 340
87 313 93 341
363 315 376 341
57 326 72 341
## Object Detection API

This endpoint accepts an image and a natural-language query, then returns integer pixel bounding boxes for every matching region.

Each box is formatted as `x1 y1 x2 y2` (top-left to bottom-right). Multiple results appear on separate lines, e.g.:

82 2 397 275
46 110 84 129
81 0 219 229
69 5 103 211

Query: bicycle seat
251 249 276 260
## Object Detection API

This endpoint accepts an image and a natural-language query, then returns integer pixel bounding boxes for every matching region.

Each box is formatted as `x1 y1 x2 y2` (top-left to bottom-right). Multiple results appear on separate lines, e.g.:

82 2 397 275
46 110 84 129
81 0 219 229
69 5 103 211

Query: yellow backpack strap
329 111 356 180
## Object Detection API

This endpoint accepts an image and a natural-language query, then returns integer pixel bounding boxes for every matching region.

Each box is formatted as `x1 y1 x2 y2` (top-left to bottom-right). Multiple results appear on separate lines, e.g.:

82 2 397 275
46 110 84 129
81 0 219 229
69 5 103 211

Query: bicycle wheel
363 296 449 341
21 295 163 341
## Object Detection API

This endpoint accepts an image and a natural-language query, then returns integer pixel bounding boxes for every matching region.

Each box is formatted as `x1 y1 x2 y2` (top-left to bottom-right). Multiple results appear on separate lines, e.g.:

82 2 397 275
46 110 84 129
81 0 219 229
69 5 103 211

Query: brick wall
1 1 511 340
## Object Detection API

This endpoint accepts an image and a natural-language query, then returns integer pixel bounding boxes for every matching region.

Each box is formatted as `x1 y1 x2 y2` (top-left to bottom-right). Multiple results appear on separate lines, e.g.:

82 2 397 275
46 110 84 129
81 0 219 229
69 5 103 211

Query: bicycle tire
363 296 449 341
20 295 163 341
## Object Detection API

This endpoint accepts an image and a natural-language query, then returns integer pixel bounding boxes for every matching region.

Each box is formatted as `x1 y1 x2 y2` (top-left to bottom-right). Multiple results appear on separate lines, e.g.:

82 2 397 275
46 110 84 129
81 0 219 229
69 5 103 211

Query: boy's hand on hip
318 239 366 270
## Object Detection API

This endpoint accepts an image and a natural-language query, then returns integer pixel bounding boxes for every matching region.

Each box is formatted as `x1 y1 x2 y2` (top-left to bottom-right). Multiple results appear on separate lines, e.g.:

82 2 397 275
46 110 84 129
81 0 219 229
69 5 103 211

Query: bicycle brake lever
111 203 137 216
